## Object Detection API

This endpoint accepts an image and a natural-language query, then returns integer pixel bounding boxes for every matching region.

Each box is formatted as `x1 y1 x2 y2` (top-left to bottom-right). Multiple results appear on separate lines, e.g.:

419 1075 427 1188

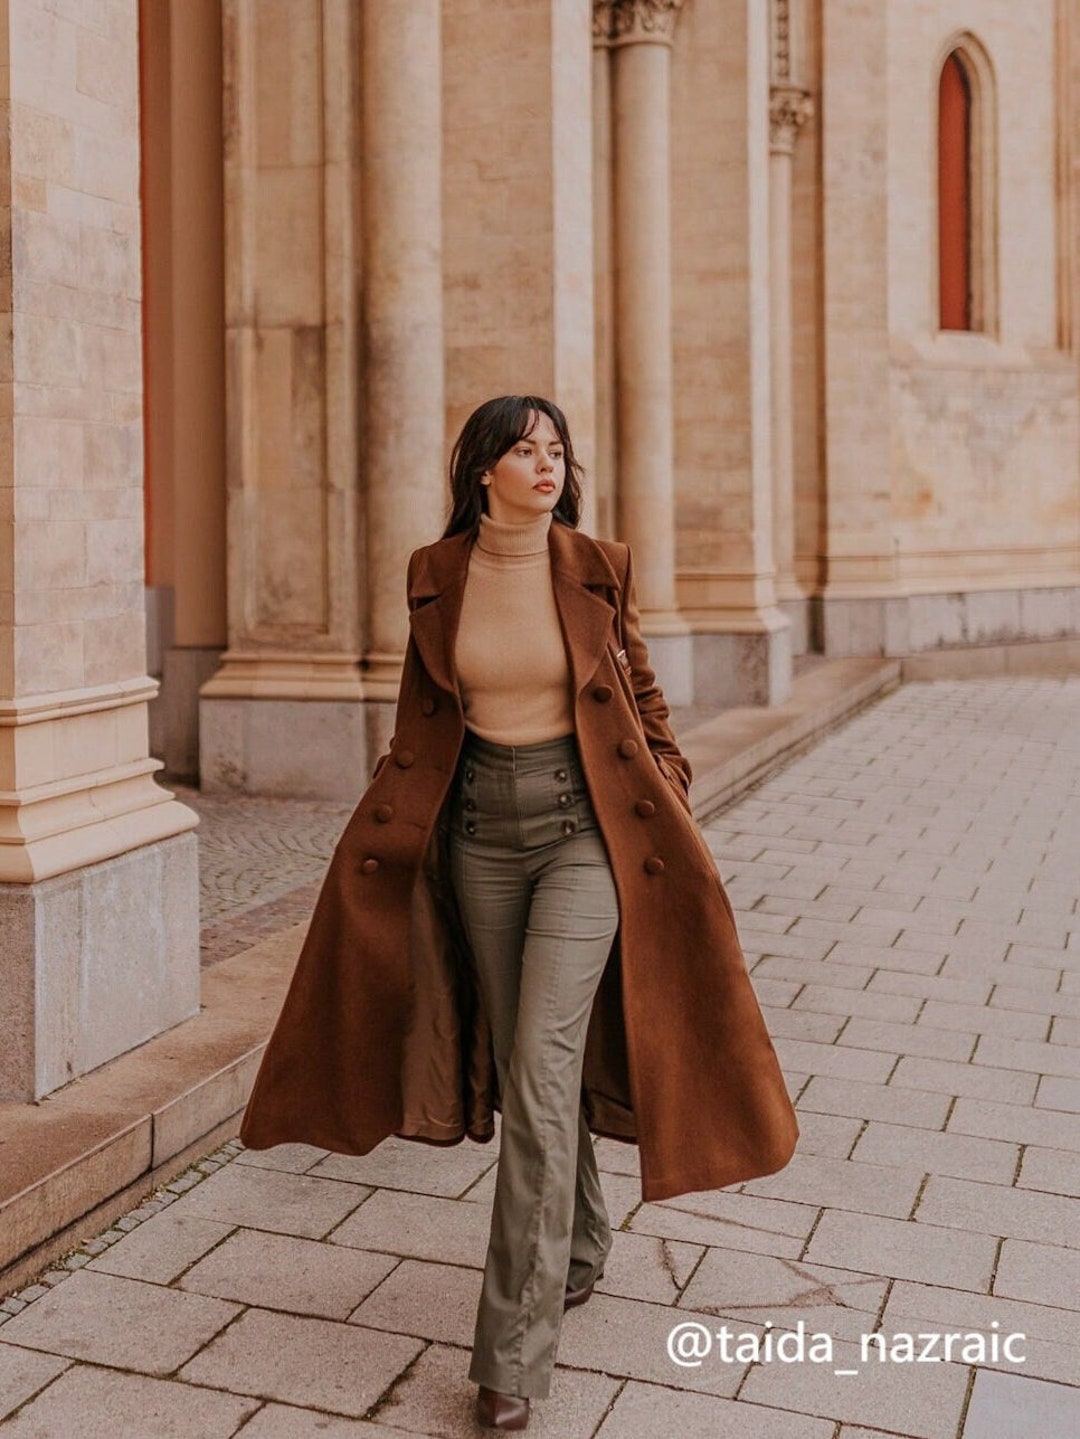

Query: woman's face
482 411 566 524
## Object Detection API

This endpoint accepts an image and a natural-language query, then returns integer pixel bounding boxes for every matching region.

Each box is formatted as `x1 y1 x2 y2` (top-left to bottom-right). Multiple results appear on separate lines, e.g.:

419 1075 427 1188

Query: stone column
603 0 692 701
769 1 813 652
592 8 617 538
360 0 445 709
816 0 892 654
200 0 366 796
0 0 199 1101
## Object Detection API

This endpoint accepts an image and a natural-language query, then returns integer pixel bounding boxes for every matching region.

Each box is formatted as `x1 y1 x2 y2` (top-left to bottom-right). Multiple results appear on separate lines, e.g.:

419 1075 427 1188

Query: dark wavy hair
442 395 584 537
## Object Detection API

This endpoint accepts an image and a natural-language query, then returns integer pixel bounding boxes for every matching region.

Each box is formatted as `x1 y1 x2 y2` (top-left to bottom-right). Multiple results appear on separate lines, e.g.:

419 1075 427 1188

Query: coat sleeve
371 547 426 780
618 543 693 805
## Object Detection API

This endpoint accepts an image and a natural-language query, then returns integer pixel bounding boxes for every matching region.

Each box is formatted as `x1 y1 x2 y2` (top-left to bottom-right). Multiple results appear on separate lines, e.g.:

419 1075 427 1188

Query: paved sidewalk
1 676 1078 1438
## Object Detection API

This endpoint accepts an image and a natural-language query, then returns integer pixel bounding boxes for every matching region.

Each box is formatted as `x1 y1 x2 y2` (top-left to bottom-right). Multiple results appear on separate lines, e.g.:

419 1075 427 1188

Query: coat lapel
406 520 622 698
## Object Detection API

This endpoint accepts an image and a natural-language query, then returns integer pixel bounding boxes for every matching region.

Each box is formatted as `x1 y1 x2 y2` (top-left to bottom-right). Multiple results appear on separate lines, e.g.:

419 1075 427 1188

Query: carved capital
769 84 813 154
595 0 687 49
592 1 614 45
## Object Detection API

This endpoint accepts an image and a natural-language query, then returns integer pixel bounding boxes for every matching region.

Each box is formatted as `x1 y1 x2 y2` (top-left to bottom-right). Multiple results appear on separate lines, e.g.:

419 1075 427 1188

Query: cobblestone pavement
1 677 1079 1438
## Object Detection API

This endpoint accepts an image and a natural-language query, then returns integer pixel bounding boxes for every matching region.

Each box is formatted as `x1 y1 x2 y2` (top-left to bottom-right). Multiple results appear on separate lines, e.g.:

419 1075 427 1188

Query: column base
199 697 386 799
778 595 813 657
816 584 1080 656
690 625 793 707
0 832 199 1102
639 631 693 707
149 646 225 781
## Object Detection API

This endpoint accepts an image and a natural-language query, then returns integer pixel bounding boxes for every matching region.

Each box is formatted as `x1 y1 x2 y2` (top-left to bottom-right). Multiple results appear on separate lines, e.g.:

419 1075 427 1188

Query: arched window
938 52 971 329
936 38 996 334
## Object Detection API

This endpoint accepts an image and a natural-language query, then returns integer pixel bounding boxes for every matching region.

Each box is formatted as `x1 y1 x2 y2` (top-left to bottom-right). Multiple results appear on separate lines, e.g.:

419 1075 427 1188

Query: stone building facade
1 0 1078 1097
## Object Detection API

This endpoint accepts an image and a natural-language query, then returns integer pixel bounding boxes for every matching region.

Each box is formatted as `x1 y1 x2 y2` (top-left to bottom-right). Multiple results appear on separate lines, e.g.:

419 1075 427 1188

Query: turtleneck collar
476 510 553 556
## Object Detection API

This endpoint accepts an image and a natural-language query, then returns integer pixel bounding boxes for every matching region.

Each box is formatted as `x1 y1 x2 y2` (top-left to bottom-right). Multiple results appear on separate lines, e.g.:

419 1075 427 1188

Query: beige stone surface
678 1245 887 1346
328 1188 492 1269
168 1161 369 1241
596 1381 835 1439
0 1365 258 1439
347 1258 479 1347
87 1210 233 1285
0 1270 238 1374
804 1211 996 1291
178 1308 423 1418
737 1330 970 1439
0 1343 70 1422
180 1228 397 1320
962 1368 1080 1439
377 1342 620 1438
630 1190 818 1260
237 1406 416 1439
309 1133 497 1198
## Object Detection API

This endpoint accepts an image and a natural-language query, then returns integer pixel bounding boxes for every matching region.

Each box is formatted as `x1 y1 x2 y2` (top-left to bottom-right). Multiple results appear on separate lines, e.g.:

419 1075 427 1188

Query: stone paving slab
0 1344 70 1422
87 1209 234 1284
430 1346 627 1436
962 1367 1080 1439
0 1269 239 1374
0 1365 260 1439
179 1308 424 1418
179 1228 399 1320
594 1381 836 1438
736 1334 971 1439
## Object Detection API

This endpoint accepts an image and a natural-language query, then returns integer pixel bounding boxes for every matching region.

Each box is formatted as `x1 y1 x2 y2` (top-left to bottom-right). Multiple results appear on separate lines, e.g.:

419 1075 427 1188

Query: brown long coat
239 520 799 1201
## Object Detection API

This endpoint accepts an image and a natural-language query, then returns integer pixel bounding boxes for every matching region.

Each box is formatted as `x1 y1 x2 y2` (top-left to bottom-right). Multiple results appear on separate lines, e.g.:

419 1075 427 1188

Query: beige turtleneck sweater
454 512 574 744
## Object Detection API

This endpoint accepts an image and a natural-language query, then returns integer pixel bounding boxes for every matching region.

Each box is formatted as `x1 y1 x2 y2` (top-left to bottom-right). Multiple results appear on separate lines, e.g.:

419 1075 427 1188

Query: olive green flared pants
447 729 621 1400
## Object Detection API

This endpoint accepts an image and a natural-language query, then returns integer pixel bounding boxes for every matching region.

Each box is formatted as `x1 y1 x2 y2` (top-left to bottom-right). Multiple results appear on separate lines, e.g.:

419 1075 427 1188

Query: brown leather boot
476 1387 530 1431
562 1279 594 1311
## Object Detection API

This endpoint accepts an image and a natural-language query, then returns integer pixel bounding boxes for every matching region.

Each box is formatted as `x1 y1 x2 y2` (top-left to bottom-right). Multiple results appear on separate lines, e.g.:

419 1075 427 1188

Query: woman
240 396 798 1431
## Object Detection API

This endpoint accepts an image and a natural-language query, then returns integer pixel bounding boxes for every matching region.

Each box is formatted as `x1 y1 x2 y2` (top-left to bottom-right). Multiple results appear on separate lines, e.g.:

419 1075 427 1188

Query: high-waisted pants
446 730 621 1399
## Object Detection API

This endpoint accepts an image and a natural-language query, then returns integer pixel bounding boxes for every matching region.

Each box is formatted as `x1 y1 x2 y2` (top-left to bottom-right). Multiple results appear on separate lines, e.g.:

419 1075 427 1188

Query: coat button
361 857 380 874
644 856 665 875
558 792 572 809
465 766 475 783
561 819 576 835
554 768 568 782
374 803 394 823
465 820 477 835
395 749 415 768
618 738 639 759
421 697 436 716
634 799 655 818
592 684 613 703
